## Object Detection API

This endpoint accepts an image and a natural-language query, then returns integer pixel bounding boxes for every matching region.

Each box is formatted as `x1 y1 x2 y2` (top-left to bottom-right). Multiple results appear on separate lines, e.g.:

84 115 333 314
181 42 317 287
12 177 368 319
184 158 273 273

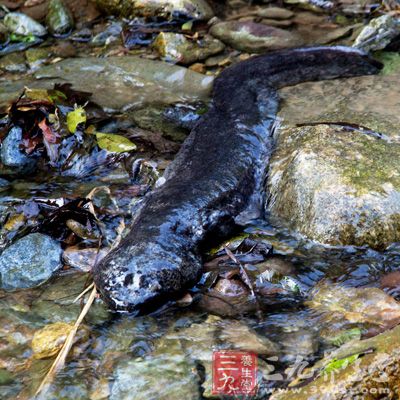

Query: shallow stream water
1 1 400 399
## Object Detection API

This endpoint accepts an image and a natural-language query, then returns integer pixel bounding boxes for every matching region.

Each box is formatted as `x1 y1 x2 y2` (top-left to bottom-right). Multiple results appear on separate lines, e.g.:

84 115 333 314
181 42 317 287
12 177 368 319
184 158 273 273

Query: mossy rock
278 74 400 139
271 67 400 249
267 124 400 249
270 324 400 399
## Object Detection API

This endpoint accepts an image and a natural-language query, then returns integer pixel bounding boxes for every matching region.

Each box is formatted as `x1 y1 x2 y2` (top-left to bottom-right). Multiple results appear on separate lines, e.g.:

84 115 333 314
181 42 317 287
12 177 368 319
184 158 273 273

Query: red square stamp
212 350 258 396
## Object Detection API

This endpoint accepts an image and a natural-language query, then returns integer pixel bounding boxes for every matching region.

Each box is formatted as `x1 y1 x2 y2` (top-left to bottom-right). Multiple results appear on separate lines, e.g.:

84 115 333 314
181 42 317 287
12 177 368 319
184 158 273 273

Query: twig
35 184 124 397
224 246 256 298
224 245 263 319
72 282 94 303
35 286 97 398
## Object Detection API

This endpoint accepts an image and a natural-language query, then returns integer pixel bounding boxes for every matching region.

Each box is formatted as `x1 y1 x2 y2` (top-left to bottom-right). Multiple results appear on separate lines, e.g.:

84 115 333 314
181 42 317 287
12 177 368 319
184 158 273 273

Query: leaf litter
0 84 137 177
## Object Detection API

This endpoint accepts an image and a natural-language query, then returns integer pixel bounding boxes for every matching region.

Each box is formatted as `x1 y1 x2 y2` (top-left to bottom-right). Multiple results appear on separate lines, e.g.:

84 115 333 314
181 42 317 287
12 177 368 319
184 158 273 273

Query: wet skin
93 46 382 313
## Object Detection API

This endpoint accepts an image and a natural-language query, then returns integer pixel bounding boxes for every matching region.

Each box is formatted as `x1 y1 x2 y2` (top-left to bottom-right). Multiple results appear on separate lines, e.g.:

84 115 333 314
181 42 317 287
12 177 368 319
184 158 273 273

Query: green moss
337 135 400 195
374 51 400 76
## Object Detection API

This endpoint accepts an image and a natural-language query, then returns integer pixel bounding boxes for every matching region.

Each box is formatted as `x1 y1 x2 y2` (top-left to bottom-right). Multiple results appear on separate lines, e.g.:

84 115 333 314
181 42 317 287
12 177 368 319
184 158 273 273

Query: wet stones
110 355 201 400
270 323 400 399
0 52 27 73
307 284 400 333
256 6 294 19
209 21 302 52
46 0 74 36
152 32 224 65
0 126 37 176
353 14 400 52
0 233 63 290
94 0 214 21
3 12 47 37
62 246 109 272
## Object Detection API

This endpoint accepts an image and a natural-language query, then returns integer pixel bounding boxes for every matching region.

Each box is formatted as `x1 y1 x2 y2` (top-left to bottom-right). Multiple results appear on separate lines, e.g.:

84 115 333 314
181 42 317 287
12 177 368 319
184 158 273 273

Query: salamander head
93 240 202 314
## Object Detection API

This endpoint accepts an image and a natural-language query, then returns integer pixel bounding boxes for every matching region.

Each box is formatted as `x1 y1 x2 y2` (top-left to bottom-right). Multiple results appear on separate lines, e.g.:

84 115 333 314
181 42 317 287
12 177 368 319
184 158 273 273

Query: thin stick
223 245 263 320
224 246 256 298
72 282 94 303
35 286 97 398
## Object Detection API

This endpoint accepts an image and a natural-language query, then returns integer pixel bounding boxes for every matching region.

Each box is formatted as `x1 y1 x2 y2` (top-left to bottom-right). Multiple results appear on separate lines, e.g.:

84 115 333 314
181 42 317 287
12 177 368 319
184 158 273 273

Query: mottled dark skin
93 46 382 313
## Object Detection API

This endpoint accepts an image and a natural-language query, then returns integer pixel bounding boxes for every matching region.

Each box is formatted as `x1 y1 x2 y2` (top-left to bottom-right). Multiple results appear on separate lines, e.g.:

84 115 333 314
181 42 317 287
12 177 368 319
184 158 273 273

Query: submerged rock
31 272 110 325
163 315 279 360
209 21 302 52
0 233 62 290
153 32 224 65
267 124 400 249
0 126 37 175
307 284 400 333
25 47 52 70
353 14 400 52
0 52 27 73
34 56 213 111
218 319 280 355
31 321 87 359
4 12 47 37
46 0 74 36
271 324 400 399
110 354 200 400
95 0 214 21
91 22 122 46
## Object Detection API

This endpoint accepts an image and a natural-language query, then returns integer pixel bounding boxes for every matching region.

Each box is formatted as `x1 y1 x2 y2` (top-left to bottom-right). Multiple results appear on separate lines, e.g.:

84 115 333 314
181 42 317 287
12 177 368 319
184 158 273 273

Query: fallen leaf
10 33 36 43
67 107 87 133
38 119 58 144
182 21 193 31
323 354 359 375
25 88 51 102
95 132 137 153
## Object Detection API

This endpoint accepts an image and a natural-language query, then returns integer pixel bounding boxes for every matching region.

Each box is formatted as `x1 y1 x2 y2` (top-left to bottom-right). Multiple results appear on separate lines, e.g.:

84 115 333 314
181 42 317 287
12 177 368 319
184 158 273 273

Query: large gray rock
95 0 214 21
267 124 400 249
277 74 400 138
0 55 213 106
33 56 213 111
0 55 213 113
0 233 62 290
267 72 400 249
209 21 302 53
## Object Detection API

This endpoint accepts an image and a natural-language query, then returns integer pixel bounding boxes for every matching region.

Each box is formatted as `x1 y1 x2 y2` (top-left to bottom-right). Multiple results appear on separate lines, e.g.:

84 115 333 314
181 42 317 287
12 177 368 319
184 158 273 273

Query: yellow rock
189 63 206 74
31 322 78 359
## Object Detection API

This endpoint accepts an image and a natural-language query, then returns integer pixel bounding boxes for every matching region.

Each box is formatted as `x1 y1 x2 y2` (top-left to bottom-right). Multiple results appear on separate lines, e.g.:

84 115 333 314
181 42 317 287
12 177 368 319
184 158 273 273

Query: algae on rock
267 124 400 249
